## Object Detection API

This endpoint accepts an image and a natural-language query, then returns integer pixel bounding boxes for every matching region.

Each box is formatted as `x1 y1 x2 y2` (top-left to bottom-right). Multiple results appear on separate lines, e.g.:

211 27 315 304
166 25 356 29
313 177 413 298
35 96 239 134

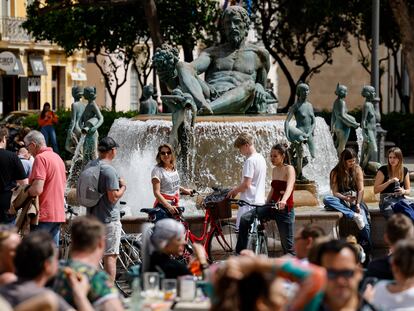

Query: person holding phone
38 102 59 153
323 148 372 257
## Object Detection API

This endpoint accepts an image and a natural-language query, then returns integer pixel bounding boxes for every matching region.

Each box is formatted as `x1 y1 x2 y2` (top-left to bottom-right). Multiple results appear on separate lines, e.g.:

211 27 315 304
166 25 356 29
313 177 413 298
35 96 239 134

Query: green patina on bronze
360 85 380 174
331 84 359 157
79 86 104 165
153 6 274 116
284 83 316 181
65 86 85 154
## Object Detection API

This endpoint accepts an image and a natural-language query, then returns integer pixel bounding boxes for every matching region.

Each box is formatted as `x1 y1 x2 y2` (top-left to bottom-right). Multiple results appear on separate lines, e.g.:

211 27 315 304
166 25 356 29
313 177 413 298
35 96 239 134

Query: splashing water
66 134 86 195
108 116 338 215
356 127 363 163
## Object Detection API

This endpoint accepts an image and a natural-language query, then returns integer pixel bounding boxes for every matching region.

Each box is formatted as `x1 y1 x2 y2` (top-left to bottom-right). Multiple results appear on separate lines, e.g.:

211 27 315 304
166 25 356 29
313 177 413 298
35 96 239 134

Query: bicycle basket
203 188 232 219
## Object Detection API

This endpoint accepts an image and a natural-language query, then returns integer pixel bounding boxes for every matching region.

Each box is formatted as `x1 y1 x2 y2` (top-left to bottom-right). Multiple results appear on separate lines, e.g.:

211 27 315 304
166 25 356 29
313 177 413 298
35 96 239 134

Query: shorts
104 221 122 256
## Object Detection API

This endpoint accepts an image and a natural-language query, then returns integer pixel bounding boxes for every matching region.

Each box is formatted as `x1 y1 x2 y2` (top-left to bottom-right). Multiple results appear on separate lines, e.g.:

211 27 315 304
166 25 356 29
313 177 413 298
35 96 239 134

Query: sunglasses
326 269 355 280
160 151 172 156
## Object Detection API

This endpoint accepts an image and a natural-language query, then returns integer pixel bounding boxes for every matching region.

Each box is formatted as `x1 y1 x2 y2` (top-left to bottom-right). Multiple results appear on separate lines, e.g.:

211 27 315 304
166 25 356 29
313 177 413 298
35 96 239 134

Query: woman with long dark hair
38 102 59 153
151 144 192 220
374 147 411 219
323 148 372 255
236 143 296 255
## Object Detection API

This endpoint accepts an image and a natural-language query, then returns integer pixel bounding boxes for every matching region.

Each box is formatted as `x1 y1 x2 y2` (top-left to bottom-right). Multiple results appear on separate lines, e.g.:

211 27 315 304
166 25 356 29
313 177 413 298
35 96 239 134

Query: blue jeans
41 125 59 153
323 195 372 252
31 222 61 247
236 206 295 255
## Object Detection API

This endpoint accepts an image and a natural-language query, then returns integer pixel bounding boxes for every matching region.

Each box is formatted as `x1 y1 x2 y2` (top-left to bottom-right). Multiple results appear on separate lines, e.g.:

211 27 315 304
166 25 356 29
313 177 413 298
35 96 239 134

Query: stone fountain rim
132 113 287 123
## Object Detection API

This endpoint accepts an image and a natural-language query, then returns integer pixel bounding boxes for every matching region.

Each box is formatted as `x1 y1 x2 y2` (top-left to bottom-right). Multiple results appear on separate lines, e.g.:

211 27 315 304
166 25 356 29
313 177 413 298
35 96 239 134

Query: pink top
30 147 66 222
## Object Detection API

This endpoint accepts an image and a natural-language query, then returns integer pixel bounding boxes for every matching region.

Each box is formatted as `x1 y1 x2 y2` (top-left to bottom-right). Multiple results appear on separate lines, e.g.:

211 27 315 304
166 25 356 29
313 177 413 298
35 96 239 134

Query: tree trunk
389 0 414 103
143 0 163 49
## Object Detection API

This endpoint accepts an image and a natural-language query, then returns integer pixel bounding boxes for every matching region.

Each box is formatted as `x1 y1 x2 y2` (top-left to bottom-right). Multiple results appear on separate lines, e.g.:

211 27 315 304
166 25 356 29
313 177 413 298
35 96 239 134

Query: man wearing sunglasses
314 239 378 311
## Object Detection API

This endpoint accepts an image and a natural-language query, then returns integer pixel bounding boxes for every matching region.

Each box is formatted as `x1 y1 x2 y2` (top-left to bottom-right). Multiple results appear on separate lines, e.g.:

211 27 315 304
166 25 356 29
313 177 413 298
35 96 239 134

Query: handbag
380 194 401 214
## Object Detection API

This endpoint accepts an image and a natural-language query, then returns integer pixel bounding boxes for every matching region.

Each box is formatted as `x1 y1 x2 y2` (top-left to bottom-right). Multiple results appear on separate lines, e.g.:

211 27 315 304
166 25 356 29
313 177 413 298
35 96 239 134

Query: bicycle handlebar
229 199 277 209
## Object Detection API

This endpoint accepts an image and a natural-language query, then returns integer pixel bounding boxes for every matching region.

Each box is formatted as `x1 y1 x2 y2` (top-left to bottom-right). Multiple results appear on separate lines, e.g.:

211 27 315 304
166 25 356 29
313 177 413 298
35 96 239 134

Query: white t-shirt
236 152 267 228
372 280 414 310
151 166 180 196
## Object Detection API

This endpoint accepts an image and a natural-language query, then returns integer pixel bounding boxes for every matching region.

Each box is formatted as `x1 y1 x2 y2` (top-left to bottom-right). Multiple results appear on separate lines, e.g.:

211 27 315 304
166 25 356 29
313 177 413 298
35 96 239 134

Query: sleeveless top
378 165 408 194
271 180 294 212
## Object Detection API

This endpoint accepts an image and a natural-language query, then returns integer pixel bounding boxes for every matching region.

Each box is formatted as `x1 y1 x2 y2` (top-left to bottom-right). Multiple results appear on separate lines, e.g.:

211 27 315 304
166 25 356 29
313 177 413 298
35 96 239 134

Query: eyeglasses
326 269 355 280
160 151 172 156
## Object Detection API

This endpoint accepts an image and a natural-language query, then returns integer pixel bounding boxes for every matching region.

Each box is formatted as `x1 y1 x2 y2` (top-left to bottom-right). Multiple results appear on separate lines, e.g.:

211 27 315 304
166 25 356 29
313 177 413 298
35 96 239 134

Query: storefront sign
0 51 16 72
28 76 41 92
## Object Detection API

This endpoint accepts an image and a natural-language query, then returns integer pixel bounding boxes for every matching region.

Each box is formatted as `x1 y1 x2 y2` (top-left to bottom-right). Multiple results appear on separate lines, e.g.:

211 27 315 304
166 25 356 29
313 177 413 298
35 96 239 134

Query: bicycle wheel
59 222 72 260
256 233 268 256
115 237 142 297
246 220 258 253
208 222 238 262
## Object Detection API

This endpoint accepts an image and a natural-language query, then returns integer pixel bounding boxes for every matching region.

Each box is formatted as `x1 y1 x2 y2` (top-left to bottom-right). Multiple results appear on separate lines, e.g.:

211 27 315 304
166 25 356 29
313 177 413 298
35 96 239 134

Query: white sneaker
353 213 365 230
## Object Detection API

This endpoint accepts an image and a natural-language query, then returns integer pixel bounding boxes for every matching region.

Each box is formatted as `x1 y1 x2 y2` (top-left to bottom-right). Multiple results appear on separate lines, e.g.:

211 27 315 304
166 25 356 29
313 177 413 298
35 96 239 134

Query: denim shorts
104 221 122 255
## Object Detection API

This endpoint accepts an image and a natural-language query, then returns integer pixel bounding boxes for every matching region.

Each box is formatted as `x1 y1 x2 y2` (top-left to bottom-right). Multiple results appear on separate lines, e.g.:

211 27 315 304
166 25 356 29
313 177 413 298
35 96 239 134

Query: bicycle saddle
140 208 158 215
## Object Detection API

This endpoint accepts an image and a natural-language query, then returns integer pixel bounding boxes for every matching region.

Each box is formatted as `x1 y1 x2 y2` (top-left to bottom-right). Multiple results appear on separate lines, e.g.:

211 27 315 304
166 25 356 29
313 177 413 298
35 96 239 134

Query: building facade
0 0 87 116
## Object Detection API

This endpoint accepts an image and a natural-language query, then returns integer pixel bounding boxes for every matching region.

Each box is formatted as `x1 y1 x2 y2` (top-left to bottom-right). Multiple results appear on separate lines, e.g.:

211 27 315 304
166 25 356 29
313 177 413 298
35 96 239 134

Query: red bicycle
141 189 237 262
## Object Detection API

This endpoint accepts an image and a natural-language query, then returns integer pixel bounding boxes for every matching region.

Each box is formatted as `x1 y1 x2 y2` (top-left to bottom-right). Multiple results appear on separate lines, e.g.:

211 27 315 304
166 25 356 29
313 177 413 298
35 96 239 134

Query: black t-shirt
365 255 393 280
0 149 26 193
378 165 409 194
149 251 191 279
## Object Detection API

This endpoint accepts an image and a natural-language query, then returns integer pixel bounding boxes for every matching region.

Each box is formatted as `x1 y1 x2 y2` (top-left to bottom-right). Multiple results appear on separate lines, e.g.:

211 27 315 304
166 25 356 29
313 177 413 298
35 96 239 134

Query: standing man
25 130 66 246
0 127 28 224
227 133 266 250
87 136 126 282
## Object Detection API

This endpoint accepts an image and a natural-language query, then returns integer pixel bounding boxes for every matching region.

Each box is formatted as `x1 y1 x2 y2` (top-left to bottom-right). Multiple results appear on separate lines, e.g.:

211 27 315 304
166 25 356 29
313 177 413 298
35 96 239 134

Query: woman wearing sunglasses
151 144 193 220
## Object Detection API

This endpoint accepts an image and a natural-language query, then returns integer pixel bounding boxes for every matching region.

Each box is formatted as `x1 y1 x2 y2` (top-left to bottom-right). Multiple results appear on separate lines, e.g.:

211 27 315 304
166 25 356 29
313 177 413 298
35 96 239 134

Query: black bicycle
231 199 276 256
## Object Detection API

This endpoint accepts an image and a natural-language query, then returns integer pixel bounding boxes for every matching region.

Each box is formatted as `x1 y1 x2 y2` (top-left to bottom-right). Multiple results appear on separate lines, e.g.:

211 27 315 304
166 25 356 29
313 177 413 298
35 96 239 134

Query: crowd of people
1 117 414 310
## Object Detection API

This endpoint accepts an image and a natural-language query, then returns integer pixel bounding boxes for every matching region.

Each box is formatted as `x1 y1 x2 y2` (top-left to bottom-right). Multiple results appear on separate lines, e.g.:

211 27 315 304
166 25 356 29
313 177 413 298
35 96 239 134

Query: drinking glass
143 272 160 292
162 279 177 301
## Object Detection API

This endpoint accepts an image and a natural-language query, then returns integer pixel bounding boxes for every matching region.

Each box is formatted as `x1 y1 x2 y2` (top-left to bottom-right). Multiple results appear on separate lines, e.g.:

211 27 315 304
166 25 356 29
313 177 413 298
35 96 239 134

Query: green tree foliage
22 109 139 160
23 0 149 112
156 0 220 62
252 0 360 111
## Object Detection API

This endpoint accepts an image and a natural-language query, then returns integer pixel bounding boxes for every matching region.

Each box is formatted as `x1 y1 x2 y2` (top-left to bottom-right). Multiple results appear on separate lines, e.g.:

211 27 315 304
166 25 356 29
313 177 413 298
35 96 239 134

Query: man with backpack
81 136 126 282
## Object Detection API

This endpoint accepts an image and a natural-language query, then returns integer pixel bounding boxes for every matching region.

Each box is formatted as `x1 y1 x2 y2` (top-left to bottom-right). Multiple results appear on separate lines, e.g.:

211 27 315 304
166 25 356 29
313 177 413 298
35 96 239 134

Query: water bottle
130 269 144 311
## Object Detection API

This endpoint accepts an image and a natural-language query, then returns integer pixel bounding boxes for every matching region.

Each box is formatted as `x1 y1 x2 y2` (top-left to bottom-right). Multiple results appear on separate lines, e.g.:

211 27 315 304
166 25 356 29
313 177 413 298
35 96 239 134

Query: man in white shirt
227 132 267 252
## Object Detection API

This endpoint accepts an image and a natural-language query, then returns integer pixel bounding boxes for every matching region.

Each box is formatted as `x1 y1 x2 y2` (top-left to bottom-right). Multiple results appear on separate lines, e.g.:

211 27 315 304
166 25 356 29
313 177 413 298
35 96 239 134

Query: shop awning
29 56 47 76
5 56 25 76
71 72 87 81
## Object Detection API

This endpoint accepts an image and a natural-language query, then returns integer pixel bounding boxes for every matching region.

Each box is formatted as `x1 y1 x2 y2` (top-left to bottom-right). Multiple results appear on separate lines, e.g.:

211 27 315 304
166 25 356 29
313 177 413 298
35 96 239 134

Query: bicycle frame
176 207 233 260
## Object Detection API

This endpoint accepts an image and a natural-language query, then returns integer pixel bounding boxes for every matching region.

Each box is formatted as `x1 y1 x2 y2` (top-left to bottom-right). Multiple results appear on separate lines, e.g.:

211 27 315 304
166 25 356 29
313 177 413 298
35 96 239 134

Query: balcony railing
1 17 31 42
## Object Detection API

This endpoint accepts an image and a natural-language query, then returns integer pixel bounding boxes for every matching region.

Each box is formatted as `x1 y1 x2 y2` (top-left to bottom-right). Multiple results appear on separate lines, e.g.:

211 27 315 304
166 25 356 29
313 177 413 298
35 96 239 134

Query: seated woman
142 218 207 279
370 240 414 310
211 253 326 311
323 148 372 255
236 144 295 254
151 144 193 221
373 147 411 219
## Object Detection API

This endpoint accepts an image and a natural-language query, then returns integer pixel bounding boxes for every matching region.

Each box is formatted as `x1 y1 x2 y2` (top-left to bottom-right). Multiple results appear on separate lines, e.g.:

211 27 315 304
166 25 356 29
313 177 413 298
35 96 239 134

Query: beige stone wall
277 37 388 112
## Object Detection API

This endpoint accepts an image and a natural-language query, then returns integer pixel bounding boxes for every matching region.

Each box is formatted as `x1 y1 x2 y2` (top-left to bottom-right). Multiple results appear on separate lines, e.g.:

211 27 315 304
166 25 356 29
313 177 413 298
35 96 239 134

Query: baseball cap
98 136 119 152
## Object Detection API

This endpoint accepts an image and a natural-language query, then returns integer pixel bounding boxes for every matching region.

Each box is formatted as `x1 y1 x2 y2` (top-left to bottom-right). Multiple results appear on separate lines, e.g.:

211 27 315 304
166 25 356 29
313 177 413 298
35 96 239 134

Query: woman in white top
151 144 192 219
371 239 414 310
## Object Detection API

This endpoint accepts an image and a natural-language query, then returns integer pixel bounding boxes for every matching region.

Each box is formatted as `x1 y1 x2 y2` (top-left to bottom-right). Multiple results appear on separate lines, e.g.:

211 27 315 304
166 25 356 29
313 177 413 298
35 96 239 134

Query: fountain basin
108 114 338 214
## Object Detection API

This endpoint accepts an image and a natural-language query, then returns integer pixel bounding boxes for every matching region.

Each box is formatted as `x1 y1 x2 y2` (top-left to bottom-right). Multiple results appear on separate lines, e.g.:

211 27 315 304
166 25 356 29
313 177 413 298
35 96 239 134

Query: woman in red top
266 143 296 254
38 102 59 153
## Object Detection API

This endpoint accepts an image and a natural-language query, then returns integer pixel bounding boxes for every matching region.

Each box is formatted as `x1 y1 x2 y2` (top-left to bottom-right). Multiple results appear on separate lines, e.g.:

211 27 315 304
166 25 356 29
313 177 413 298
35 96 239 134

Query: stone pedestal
293 181 319 207
363 178 379 203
